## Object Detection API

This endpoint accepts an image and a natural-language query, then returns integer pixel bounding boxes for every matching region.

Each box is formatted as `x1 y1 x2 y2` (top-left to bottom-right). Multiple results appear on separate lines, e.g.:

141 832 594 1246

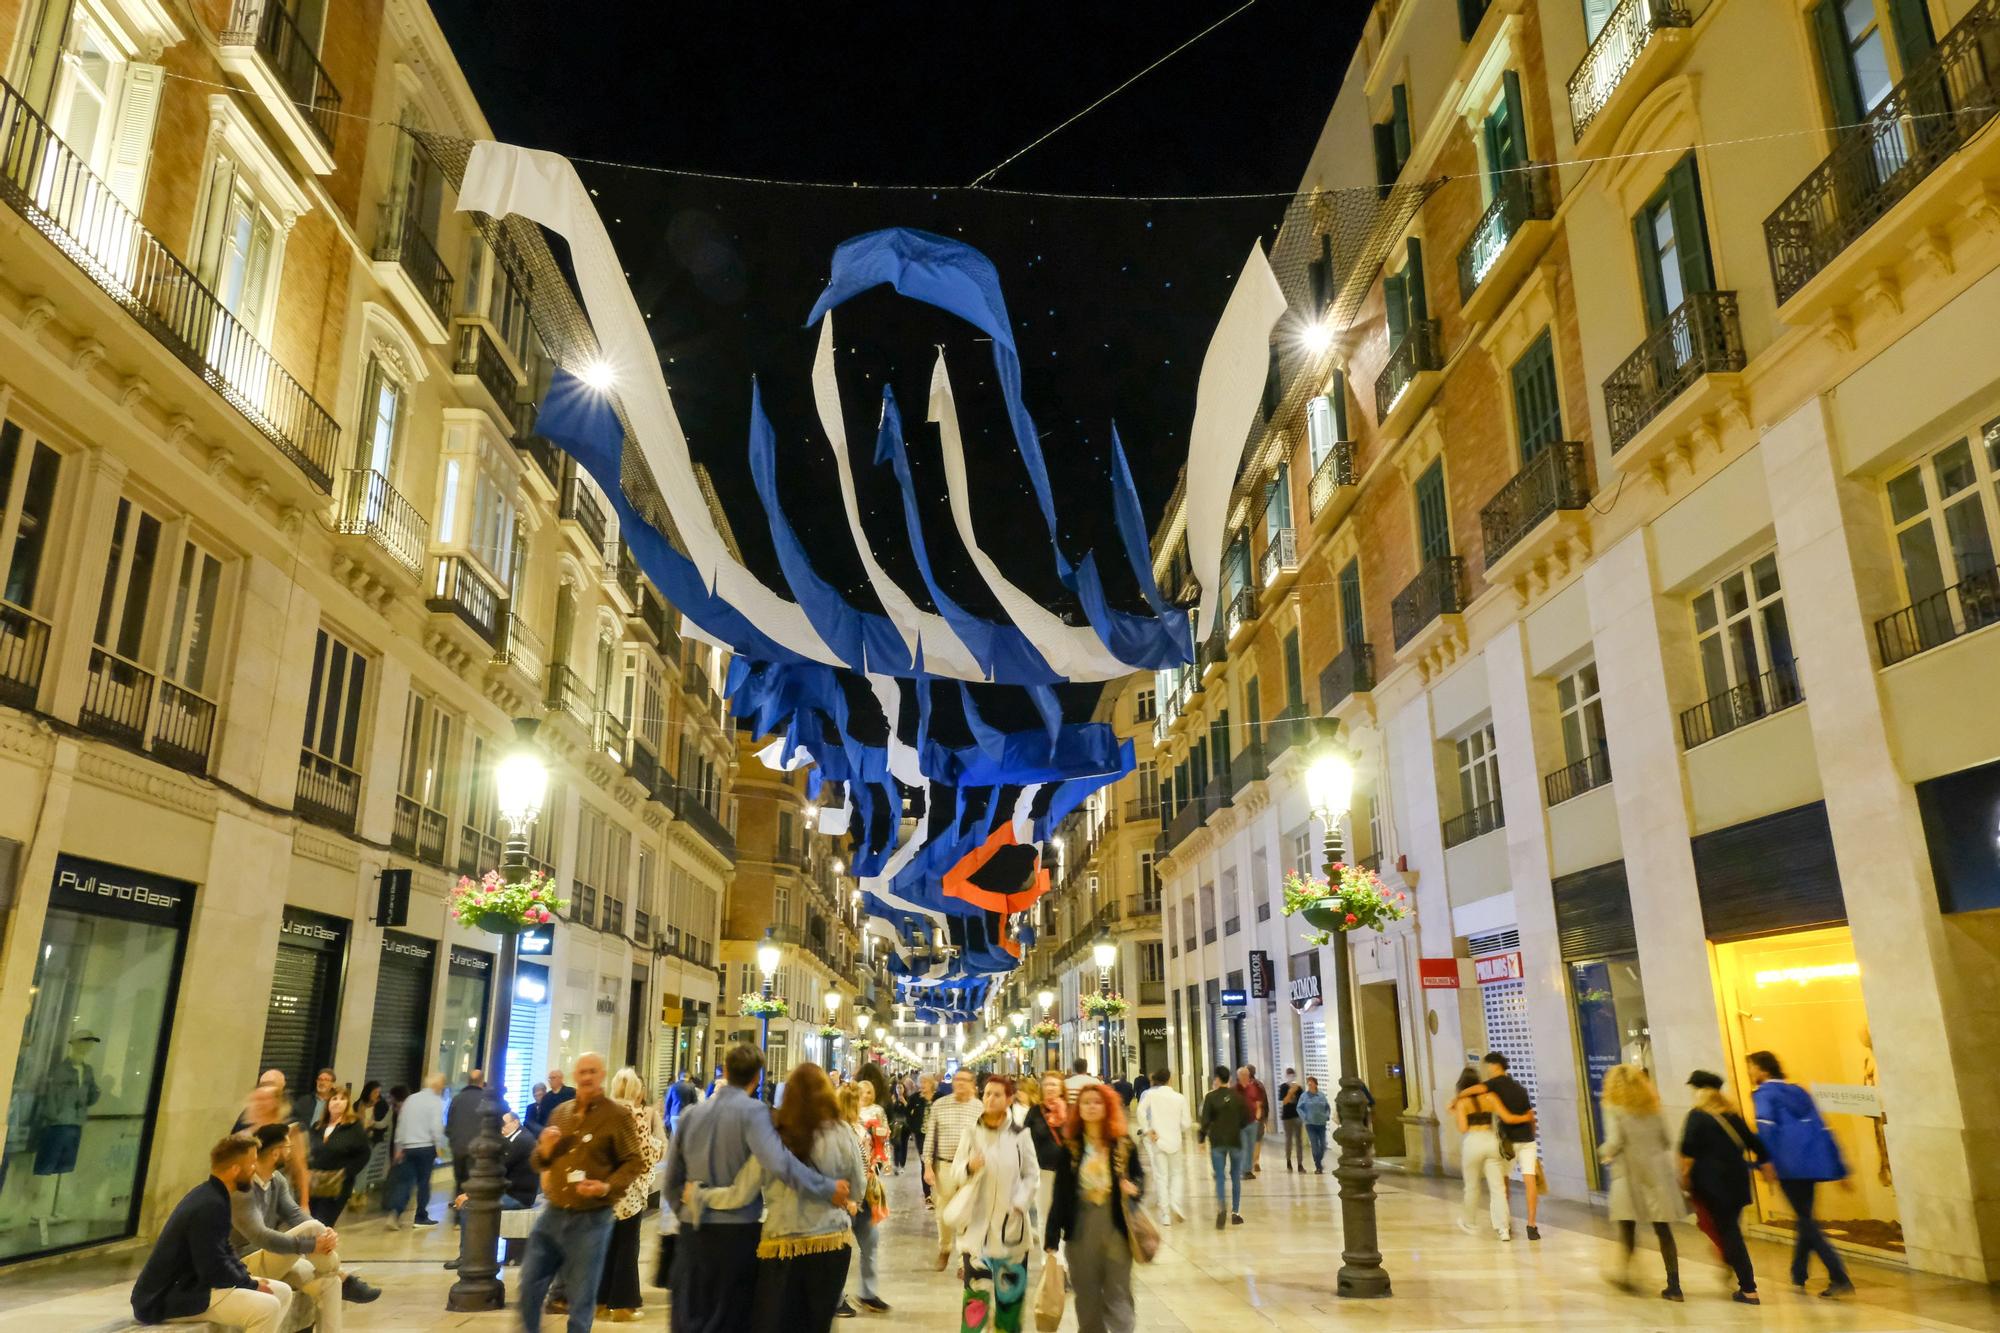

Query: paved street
8 1156 1999 1331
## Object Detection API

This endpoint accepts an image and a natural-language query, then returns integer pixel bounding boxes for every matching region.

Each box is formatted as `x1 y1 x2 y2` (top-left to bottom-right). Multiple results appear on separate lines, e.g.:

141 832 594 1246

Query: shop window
1456 722 1501 814
1883 424 2000 624
1556 661 1607 765
1691 553 1795 704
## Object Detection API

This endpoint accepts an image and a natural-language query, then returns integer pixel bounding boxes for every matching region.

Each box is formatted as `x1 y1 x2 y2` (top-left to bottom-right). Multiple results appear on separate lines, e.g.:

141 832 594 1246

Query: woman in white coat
947 1077 1040 1331
1600 1063 1686 1302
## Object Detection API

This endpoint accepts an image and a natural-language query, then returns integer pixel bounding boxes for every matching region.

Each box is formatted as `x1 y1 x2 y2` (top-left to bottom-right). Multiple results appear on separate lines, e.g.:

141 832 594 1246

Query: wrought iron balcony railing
1567 0 1692 140
296 749 361 832
1604 292 1745 453
1318 642 1376 710
226 1 342 150
153 679 217 773
373 200 453 329
1544 747 1612 806
1765 0 2000 305
427 554 503 644
1230 741 1268 795
1442 796 1505 849
454 318 521 412
1679 660 1804 749
79 646 152 747
1308 441 1356 519
492 610 545 687
666 781 737 858
1458 165 1556 301
390 794 449 865
598 709 630 766
560 463 608 551
513 401 564 487
1875 564 2000 666
1224 585 1258 640
0 79 340 490
1260 528 1299 587
458 824 502 877
544 662 594 730
334 468 427 575
1123 797 1162 824
1375 318 1444 425
1480 441 1591 566
1392 554 1467 649
0 601 52 708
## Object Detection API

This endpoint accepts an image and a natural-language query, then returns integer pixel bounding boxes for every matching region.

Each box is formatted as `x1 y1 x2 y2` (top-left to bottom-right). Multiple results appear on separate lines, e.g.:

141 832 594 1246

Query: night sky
430 0 1362 634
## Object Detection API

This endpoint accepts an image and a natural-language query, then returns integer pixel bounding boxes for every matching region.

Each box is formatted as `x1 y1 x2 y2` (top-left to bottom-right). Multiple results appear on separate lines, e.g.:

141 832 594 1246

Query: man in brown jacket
518 1053 642 1331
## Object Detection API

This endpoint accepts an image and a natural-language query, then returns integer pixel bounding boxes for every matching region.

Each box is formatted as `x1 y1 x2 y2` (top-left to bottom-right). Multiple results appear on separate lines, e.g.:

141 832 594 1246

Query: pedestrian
684 1063 864 1333
1475 1052 1541 1239
1023 1072 1068 1239
1678 1069 1770 1305
947 1076 1039 1333
1045 1083 1146 1333
1134 1070 1187 1226
887 1078 914 1174
445 1069 491 1206
1233 1066 1267 1178
305 1088 371 1227
1598 1064 1685 1302
1108 1070 1136 1107
912 1074 937 1199
1063 1058 1097 1106
298 1069 338 1133
835 1081 891 1315
593 1068 667 1322
386 1073 448 1229
923 1069 983 1270
130 1134 291 1332
1296 1077 1330 1174
518 1053 647 1333
228 1123 358 1328
1275 1068 1304 1171
535 1069 576 1133
663 1070 701 1139
1747 1051 1853 1297
662 1043 853 1333
526 1082 549 1134
1452 1068 1509 1241
1195 1066 1249 1228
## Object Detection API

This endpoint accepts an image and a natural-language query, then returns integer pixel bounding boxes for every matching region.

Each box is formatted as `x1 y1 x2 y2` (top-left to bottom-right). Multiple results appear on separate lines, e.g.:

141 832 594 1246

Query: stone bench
80 1289 318 1333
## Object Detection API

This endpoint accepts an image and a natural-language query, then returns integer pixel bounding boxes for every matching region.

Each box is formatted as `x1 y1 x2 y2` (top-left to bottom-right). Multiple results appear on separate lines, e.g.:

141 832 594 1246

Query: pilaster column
356 653 411 846
41 449 128 722
213 555 321 805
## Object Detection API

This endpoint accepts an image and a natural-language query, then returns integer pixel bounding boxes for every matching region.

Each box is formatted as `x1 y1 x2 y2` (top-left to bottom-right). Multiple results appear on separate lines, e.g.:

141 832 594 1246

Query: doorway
1357 980 1407 1157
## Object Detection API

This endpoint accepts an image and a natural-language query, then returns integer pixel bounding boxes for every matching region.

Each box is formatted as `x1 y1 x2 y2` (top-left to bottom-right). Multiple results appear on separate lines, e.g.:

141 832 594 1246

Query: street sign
1418 957 1461 989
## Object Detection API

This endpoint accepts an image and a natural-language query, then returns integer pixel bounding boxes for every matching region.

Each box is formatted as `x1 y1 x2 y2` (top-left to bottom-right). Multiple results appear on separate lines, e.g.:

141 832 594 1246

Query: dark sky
431 0 1362 623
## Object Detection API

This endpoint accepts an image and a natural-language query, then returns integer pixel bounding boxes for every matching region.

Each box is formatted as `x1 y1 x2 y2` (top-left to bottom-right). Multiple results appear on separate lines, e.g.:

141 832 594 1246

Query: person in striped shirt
922 1069 982 1270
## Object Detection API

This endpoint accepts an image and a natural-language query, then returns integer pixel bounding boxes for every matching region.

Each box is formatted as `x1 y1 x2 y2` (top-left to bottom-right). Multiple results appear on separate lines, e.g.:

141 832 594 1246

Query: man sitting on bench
131 1134 292 1332
231 1123 357 1331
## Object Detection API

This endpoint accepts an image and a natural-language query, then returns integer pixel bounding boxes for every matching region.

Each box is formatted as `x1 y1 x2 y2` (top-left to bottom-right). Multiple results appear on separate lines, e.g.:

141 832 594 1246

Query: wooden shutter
1664 155 1715 299
1266 464 1289 538
1244 678 1261 745
1501 70 1528 168
1810 0 1865 128
1582 0 1617 42
193 157 238 291
1885 0 1935 70
1330 369 1350 439
1384 271 1408 344
1283 629 1304 709
1632 204 1670 329
1338 559 1364 648
1511 330 1563 463
105 63 162 211
1373 122 1398 197
1404 237 1429 325
1415 460 1450 562
1262 343 1282 421
1391 84 1412 165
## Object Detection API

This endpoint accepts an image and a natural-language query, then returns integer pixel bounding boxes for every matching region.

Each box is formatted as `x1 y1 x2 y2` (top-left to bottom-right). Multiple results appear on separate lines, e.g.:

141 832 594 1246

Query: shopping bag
499 1205 539 1240
1033 1255 1067 1332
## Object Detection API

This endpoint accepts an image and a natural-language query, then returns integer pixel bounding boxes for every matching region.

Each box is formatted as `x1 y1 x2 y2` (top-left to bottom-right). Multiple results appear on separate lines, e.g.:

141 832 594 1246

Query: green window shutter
1373 122 1399 196
1244 679 1261 746
1331 369 1350 439
1885 0 1935 70
1405 237 1428 326
1510 330 1563 464
1632 205 1670 328
1391 84 1412 166
1384 271 1408 345
1664 154 1715 298
1338 559 1364 649
1810 1 1864 129
1283 630 1304 710
1415 460 1451 563
1502 70 1529 168
1482 110 1506 193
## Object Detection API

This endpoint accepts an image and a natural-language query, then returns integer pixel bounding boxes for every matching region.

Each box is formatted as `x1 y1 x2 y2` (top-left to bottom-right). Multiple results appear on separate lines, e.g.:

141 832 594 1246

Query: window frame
1690 551 1794 702
1881 421 2000 610
1555 662 1607 766
1455 722 1501 816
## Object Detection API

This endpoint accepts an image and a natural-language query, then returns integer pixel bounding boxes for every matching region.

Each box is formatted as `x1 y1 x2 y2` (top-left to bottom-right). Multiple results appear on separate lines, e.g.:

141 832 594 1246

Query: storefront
258 907 347 1097
365 930 435 1093
0 855 193 1264
1551 861 1648 1188
1468 929 1538 1109
1288 948 1328 1086
1137 1020 1169 1079
505 959 551 1114
1696 803 1900 1257
436 946 492 1088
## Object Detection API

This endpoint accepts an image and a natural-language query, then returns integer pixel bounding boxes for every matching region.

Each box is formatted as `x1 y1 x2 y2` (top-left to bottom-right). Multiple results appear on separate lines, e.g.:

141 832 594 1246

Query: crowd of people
123 1043 1855 1330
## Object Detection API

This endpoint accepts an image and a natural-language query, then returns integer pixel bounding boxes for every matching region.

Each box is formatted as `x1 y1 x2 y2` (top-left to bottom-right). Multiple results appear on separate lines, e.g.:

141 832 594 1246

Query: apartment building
1156 0 2000 1281
0 0 733 1268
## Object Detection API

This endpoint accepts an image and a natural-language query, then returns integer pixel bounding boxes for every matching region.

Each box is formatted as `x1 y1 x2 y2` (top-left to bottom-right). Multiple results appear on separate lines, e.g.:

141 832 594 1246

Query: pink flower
1344 913 1359 926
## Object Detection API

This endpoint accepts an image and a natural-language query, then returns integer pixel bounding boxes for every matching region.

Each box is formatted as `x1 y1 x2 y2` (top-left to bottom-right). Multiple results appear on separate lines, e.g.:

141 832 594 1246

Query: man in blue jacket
1748 1050 1853 1298
131 1133 292 1331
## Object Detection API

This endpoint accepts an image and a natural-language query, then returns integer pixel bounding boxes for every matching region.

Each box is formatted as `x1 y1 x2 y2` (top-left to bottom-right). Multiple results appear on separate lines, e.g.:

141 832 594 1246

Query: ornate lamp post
1305 728 1389 1299
1036 989 1056 1071
756 929 781 1101
1091 929 1117 1080
824 989 842 1071
449 719 547 1312
856 1012 873 1071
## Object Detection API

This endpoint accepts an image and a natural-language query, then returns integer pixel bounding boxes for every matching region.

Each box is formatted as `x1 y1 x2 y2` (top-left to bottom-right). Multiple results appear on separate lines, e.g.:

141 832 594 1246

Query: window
1582 0 1618 42
161 540 222 695
1243 676 1261 749
1265 463 1291 540
195 157 280 336
397 692 454 811
1133 687 1156 723
93 496 161 662
301 627 368 772
1633 155 1714 331
0 420 63 615
1373 83 1412 196
1383 237 1428 349
1556 662 1607 765
1307 376 1350 469
1292 829 1315 879
1137 759 1157 811
1283 630 1304 711
1511 330 1564 463
1338 558 1364 649
357 356 405 478
1810 0 1933 124
1414 459 1451 563
1480 71 1529 196
1140 941 1166 984
1223 532 1251 603
1692 553 1795 702
34 6 163 210
1137 850 1160 913
1221 869 1241 935
1456 723 1501 815
1885 428 2000 612
1198 883 1217 942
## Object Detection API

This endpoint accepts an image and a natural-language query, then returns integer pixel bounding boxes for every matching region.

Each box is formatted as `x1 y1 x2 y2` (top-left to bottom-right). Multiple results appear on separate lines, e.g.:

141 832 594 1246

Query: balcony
1479 441 1592 588
152 679 218 774
1442 796 1505 849
684 661 723 725
1229 741 1267 795
1318 642 1376 714
597 709 630 768
427 554 504 646
1567 0 1693 157
458 824 502 877
1123 797 1161 824
334 469 426 578
217 2 341 173
1260 528 1299 594
0 602 52 708
1265 702 1314 764
560 463 609 554
629 580 678 659
611 540 641 605
296 749 360 833
1603 291 1745 460
1457 165 1557 325
628 738 661 796
1164 799 1206 855
371 202 453 344
1308 442 1356 523
1680 661 1804 749
1392 554 1468 651
390 794 448 865
1544 748 1612 806
453 319 522 429
513 401 564 497
1764 0 2000 316
490 611 545 691
1201 772 1234 827
1374 318 1445 434
1876 564 2000 666
1224 585 1258 642
79 647 152 747
666 781 737 859
0 79 340 492
544 663 594 732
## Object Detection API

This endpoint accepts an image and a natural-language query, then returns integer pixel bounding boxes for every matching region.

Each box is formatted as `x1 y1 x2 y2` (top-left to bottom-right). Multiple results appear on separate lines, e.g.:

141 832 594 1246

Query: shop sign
1249 950 1274 999
1473 951 1523 986
1811 1083 1883 1118
382 931 434 962
518 924 555 955
1219 988 1248 1013
1418 957 1461 989
52 854 194 928
1139 1022 1167 1043
1288 948 1323 1012
281 906 345 952
448 947 491 977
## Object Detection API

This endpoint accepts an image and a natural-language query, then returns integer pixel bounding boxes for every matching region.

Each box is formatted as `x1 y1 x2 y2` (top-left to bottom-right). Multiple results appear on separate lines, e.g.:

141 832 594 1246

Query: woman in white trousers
1453 1069 1509 1240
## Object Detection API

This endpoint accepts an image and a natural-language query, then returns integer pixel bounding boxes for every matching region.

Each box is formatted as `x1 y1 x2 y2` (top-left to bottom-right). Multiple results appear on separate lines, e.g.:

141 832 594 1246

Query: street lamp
1304 727 1388 1299
756 929 781 1101
1036 989 1055 1071
1092 929 1117 1081
450 718 547 1312
824 989 842 1070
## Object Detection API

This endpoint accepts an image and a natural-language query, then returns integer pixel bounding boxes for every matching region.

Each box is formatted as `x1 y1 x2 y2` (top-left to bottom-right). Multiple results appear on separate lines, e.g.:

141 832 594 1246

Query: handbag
1114 1140 1160 1264
308 1167 347 1198
1033 1254 1068 1332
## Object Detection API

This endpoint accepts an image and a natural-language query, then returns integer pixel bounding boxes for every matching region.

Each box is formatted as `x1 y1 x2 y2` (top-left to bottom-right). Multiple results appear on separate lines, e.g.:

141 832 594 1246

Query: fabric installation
459 141 1283 1014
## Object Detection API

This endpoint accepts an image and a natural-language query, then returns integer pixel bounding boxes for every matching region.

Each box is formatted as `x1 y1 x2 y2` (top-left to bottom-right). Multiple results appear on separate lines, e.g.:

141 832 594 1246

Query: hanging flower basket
1030 1020 1062 1041
451 869 566 934
817 1024 843 1039
1081 992 1129 1019
739 994 790 1019
1282 865 1409 947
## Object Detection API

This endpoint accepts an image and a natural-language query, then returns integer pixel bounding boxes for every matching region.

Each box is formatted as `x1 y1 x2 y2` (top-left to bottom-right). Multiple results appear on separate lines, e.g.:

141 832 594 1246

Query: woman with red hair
1046 1083 1147 1332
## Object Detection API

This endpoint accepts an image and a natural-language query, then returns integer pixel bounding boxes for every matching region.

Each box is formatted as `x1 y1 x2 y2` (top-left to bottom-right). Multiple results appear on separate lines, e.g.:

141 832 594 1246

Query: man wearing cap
35 1032 101 1168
